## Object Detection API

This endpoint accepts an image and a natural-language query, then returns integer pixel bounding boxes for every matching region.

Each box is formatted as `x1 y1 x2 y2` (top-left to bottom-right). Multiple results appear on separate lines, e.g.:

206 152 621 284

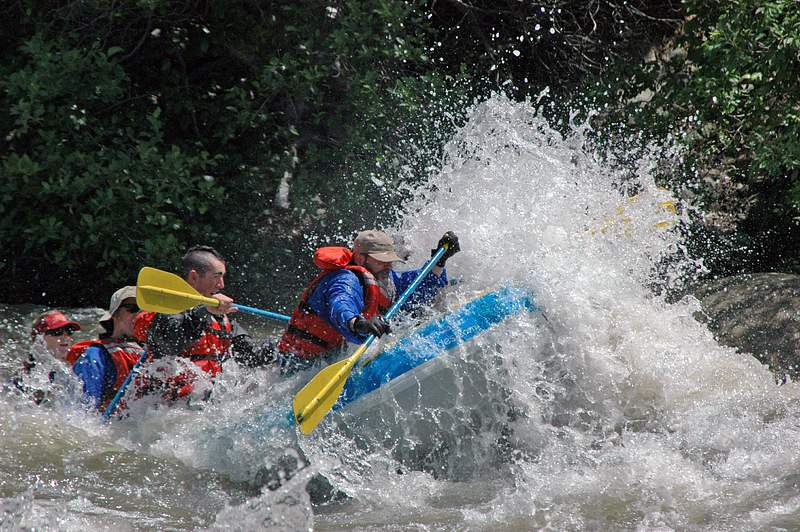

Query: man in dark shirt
135 245 273 377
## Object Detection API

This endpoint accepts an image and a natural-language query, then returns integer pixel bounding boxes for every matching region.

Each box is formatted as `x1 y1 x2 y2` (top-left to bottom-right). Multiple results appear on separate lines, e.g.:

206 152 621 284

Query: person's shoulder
67 340 101 364
149 307 208 323
315 269 361 301
322 268 359 284
390 266 420 281
82 343 112 361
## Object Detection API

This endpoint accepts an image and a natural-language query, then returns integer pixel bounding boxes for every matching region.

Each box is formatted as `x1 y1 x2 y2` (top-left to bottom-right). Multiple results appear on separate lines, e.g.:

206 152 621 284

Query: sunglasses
119 303 140 313
45 326 76 337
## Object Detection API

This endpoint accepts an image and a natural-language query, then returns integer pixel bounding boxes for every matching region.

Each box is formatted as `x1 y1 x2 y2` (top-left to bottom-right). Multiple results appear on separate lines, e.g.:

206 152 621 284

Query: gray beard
377 273 396 303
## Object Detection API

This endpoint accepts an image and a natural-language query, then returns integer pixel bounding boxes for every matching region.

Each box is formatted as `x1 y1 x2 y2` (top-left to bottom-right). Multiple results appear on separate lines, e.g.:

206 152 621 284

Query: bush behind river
3 1 799 309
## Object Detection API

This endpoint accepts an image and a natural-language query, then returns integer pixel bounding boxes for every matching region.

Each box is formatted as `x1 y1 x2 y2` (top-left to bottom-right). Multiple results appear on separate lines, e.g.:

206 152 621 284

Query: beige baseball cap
99 285 137 322
353 230 405 262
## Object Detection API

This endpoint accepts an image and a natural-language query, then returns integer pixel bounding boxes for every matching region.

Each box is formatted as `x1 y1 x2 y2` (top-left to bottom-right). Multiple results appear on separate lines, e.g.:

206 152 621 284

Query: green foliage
677 1 800 274
0 0 438 305
6 0 795 304
1 34 224 299
426 0 682 90
682 0 800 181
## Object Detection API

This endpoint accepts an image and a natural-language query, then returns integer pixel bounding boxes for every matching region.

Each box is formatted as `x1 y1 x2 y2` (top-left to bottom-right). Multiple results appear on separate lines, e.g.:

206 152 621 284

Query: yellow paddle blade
586 195 678 236
293 359 352 434
293 344 368 434
136 267 219 314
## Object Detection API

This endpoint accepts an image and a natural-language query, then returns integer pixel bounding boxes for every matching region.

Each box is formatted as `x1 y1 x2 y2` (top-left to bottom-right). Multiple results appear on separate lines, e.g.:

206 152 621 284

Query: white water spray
284 94 800 529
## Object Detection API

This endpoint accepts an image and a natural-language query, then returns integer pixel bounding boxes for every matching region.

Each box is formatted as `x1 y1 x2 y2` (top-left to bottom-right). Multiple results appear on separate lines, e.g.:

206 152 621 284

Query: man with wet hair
134 245 273 398
181 245 225 277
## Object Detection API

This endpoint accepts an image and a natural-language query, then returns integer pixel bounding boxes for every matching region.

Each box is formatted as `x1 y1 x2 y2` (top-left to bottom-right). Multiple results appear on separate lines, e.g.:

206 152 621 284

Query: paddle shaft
138 284 290 321
296 246 448 424
233 303 290 322
102 349 148 422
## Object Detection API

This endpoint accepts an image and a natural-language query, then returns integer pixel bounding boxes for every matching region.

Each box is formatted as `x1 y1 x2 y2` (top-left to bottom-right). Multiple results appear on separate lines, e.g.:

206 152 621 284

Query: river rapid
3 95 799 531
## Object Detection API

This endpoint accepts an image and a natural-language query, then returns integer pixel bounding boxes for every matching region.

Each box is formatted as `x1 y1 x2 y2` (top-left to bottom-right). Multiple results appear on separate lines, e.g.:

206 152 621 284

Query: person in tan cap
67 286 146 410
276 229 460 371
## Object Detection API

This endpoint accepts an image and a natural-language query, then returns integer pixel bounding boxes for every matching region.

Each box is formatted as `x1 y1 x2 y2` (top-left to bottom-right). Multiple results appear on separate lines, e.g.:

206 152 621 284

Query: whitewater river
4 95 799 530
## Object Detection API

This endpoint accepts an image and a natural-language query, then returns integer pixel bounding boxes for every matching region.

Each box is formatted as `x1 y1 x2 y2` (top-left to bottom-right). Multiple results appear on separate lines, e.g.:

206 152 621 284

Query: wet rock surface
691 272 800 382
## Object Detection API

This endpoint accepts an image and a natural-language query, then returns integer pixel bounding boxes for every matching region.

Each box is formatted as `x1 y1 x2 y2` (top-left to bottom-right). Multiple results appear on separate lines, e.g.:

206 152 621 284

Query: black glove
431 231 460 267
351 315 391 337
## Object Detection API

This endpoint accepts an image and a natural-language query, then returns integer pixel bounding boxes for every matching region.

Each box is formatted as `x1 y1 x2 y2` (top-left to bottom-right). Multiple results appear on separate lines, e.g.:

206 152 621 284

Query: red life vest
183 315 233 377
134 311 233 377
67 339 145 409
277 246 393 360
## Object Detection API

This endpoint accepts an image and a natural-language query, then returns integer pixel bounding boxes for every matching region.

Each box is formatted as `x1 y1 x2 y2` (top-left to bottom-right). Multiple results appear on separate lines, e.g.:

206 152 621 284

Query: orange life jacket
182 315 233 377
67 339 145 409
277 246 393 360
134 311 233 377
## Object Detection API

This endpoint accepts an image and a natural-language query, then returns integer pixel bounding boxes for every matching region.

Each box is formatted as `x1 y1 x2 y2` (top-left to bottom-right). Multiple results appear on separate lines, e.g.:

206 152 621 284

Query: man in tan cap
277 229 460 371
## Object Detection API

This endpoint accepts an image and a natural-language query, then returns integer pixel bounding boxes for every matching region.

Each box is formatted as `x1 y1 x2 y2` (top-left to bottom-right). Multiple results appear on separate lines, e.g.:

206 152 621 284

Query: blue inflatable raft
243 286 538 434
335 286 539 413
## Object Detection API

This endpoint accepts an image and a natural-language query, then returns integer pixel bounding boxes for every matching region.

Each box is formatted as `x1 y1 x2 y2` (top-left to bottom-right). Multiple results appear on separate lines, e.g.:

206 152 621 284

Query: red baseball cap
31 310 81 339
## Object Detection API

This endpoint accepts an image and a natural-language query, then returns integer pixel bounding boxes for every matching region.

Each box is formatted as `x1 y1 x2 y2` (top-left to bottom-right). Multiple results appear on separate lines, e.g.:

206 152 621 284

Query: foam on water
4 94 800 530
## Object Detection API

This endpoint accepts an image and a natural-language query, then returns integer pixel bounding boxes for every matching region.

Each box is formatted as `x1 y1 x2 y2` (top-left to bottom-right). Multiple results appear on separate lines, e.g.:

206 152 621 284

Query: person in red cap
30 310 82 362
276 229 460 372
5 310 82 405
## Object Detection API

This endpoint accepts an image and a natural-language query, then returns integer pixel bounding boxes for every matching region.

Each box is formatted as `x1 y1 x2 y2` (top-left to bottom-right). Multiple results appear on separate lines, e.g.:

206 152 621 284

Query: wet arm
147 307 211 359
393 260 449 312
312 271 366 344
72 346 116 409
229 321 275 367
